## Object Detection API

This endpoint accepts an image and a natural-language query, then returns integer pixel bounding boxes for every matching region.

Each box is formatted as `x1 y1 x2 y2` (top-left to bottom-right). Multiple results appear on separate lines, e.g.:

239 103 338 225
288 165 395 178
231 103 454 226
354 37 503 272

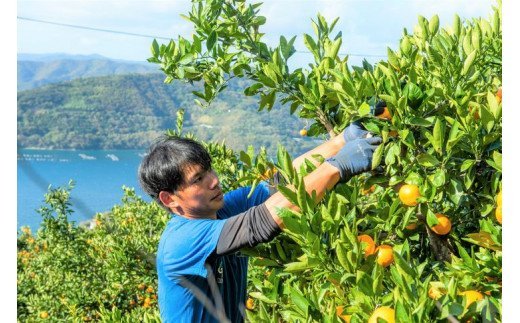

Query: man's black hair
138 136 212 208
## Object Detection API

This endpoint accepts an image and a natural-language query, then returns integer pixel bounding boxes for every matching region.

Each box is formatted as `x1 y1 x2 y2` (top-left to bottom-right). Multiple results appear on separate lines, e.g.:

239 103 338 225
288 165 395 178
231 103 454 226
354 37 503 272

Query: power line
17 16 172 41
18 16 387 58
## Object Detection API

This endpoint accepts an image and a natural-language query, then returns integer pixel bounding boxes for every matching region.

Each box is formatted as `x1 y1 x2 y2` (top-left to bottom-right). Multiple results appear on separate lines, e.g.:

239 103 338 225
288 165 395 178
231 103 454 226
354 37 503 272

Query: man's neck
173 210 217 220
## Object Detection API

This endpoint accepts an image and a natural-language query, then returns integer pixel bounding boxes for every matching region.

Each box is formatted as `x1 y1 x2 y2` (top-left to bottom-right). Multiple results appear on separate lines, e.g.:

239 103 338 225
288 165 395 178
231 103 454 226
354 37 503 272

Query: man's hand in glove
341 100 388 142
326 136 383 183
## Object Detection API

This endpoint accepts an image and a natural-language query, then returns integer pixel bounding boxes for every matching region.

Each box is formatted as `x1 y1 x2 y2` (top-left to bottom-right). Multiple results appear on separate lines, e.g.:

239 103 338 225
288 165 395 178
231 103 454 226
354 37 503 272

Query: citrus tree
148 0 502 321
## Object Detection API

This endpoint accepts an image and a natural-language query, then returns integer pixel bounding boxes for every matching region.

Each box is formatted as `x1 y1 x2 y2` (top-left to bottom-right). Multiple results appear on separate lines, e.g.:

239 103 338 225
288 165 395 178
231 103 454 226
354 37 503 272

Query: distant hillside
18 53 158 90
17 73 318 156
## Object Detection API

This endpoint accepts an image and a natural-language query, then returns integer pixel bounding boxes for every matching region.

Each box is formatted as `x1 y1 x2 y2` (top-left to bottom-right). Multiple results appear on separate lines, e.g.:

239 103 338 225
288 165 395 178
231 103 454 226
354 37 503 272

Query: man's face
171 164 224 218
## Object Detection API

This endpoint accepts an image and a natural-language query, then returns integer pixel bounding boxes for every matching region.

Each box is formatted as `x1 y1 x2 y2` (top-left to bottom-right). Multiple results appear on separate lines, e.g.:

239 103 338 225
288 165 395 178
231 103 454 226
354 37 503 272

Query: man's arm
291 134 345 170
214 134 381 256
215 162 340 256
266 136 382 228
292 121 370 170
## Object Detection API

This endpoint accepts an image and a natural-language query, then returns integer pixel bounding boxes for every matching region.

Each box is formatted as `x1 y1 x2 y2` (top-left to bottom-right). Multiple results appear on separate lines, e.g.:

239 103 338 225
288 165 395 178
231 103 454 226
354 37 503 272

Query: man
138 122 381 322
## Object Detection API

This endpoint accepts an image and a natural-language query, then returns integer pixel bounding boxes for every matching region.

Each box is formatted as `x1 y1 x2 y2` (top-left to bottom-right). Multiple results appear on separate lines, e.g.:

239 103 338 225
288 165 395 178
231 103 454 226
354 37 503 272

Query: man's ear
159 191 178 209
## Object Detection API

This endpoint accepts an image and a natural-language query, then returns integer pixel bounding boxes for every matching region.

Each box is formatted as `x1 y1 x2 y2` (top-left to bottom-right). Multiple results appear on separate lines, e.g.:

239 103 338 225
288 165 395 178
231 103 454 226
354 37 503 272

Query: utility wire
18 16 172 41
18 16 387 58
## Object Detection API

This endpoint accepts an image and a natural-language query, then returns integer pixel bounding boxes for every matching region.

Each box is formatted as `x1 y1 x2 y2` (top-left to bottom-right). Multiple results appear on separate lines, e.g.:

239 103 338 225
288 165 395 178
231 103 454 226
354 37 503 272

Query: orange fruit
146 286 154 293
377 107 392 120
430 214 451 235
368 306 395 323
246 297 255 310
357 234 376 257
460 290 483 309
376 245 394 267
388 130 398 138
496 87 502 103
361 185 376 195
398 184 421 206
405 222 417 230
468 103 480 120
495 206 502 224
428 282 446 300
336 306 351 322
40 311 49 319
138 283 146 290
143 297 151 308
299 129 307 136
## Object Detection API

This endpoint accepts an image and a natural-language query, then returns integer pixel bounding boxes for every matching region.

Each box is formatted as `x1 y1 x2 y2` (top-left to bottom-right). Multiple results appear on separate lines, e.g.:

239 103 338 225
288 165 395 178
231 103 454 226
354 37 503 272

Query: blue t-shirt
157 182 271 323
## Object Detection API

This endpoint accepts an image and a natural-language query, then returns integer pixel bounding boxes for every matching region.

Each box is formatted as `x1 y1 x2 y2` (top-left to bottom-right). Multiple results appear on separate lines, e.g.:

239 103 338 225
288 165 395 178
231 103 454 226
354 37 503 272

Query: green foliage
17 185 168 321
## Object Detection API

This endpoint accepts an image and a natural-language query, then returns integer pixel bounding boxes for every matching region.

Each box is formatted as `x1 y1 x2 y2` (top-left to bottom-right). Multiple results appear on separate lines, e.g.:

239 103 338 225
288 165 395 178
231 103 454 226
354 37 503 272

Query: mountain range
17 53 318 157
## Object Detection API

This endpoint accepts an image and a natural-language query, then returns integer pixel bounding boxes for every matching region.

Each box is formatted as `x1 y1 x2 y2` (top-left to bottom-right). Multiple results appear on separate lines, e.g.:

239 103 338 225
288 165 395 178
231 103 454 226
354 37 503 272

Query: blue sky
17 0 494 67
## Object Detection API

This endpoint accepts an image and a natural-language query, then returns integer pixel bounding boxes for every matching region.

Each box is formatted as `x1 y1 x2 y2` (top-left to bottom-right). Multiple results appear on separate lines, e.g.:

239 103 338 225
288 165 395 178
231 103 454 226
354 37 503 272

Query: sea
17 149 152 231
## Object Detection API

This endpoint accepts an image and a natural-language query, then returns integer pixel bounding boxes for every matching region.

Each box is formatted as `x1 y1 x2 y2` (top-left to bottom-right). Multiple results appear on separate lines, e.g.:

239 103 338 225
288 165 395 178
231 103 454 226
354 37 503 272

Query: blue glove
326 136 383 182
342 121 369 142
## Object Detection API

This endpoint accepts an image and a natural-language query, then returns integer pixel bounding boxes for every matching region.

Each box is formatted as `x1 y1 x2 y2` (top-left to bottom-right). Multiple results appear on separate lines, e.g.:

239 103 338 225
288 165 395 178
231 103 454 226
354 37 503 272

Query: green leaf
151 39 160 57
358 102 371 116
432 117 445 155
426 209 439 227
207 30 217 51
289 287 310 317
244 83 263 96
461 50 477 76
401 37 412 55
487 91 501 119
480 105 495 133
417 153 440 167
277 186 299 207
393 251 416 278
387 47 400 69
493 151 502 171
407 117 432 126
448 179 464 204
249 292 277 304
463 232 501 251
356 271 374 296
371 144 384 170
303 34 318 56
429 15 440 35
460 160 475 172
430 169 446 187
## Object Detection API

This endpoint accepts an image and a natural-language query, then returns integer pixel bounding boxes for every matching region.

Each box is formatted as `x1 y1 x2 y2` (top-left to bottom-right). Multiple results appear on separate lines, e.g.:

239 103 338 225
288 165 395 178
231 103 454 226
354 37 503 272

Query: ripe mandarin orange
361 185 376 195
376 245 394 267
398 184 421 206
368 306 395 323
299 129 307 136
431 214 451 235
336 306 351 322
357 234 376 257
405 222 417 230
428 282 445 300
495 206 502 224
377 107 392 120
496 87 502 103
460 290 483 309
246 297 255 310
